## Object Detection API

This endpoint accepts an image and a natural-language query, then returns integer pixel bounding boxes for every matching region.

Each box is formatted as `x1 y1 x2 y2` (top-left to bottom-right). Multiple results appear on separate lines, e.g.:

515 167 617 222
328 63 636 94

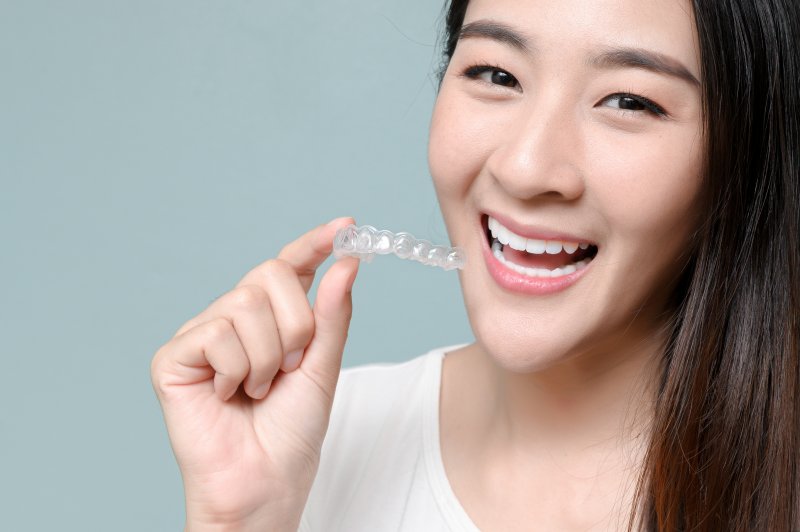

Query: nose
485 96 586 202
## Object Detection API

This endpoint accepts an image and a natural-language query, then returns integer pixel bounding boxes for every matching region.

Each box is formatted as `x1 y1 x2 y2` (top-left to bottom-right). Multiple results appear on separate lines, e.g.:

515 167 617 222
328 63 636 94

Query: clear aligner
333 224 466 271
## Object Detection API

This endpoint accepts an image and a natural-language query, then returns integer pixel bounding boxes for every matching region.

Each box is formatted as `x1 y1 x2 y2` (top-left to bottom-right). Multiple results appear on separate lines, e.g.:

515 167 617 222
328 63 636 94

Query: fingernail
285 349 303 370
253 382 270 399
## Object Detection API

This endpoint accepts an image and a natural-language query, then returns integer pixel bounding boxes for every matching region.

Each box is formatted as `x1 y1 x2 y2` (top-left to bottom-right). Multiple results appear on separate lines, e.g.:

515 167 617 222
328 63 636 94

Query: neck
439 325 666 530
444 325 664 457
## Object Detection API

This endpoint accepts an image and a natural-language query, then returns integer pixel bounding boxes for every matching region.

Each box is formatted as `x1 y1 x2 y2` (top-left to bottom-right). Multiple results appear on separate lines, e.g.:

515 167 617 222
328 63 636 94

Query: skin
429 0 704 529
151 218 361 531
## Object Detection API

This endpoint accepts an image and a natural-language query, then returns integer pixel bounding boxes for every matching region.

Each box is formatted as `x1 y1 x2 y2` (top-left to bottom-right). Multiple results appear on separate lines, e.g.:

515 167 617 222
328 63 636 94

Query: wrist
185 492 307 532
185 510 299 532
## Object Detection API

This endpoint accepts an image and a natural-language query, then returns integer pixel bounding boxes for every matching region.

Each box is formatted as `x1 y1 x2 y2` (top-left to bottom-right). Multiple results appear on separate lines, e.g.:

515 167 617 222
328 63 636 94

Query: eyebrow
590 48 700 87
459 20 532 53
458 20 700 88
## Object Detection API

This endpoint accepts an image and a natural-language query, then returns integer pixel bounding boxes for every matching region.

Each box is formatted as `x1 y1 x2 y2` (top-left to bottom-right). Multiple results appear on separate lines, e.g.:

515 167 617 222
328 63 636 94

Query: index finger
237 216 355 292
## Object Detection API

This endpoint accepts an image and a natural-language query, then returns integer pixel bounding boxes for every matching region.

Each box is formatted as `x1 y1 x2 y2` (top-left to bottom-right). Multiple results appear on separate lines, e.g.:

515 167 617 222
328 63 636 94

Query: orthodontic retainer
333 224 466 271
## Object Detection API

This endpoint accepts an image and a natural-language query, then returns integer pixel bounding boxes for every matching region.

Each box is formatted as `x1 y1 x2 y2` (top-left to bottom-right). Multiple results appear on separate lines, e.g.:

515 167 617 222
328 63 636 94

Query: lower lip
480 229 593 296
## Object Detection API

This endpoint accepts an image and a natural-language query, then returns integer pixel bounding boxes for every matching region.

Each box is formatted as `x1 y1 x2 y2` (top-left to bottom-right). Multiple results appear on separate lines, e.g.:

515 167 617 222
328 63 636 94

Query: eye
601 92 667 117
462 64 521 91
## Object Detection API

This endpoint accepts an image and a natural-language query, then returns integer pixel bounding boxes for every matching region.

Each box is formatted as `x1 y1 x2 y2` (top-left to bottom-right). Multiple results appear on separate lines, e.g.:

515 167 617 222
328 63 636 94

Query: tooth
508 233 528 251
497 248 597 277
497 225 512 245
545 241 563 254
525 238 547 254
563 242 579 254
488 217 499 237
579 242 589 250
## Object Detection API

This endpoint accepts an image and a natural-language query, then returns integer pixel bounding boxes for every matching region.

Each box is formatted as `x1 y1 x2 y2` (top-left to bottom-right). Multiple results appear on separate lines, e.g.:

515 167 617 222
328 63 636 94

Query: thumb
300 256 360 395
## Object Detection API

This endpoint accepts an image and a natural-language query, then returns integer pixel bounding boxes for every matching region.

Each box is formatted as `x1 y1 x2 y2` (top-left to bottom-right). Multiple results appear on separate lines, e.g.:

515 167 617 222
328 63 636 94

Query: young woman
151 0 799 530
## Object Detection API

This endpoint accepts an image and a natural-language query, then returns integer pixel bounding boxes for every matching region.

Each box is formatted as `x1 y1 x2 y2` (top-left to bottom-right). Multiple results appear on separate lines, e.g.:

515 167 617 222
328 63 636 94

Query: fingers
238 216 355 294
254 260 315 372
175 261 316 368
154 216 362 404
155 289 285 401
170 282 309 392
223 286 284 398
153 317 250 402
299 256 360 395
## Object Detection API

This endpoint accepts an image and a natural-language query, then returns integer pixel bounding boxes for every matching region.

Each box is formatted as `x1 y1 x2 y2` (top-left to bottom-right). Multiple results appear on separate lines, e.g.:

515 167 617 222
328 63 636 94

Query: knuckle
150 346 172 396
262 258 294 280
150 348 164 376
285 309 316 347
230 285 269 310
150 353 163 387
202 318 233 344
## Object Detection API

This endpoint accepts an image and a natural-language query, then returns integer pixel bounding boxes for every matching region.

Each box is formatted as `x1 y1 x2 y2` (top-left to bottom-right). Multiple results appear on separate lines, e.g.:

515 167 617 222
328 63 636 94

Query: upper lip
484 211 597 245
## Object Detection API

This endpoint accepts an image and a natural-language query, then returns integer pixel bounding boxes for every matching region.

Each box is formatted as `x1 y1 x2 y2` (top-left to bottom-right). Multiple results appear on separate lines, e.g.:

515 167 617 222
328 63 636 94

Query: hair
436 1 800 530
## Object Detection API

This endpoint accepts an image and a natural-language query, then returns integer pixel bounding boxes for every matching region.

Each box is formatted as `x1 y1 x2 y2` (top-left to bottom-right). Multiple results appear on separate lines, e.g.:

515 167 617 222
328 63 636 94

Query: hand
150 217 360 531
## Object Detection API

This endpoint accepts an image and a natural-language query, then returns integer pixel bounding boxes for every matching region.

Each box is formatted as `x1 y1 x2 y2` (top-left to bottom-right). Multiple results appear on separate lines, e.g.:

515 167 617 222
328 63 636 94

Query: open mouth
482 214 599 278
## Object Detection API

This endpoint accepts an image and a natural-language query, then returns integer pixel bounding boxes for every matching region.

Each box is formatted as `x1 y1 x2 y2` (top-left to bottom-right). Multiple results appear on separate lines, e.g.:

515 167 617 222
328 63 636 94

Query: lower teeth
491 239 591 278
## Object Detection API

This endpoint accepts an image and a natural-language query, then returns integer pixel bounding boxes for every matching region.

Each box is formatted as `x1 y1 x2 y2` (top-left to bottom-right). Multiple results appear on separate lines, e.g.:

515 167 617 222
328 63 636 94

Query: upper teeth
488 216 590 255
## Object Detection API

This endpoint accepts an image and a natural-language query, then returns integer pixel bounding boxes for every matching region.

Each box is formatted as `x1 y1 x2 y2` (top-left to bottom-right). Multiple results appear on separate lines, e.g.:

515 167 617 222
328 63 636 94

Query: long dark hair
436 1 800 530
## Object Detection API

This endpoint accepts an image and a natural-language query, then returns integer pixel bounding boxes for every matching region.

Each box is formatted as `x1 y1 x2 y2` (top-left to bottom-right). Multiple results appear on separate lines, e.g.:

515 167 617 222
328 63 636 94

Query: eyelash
461 63 668 118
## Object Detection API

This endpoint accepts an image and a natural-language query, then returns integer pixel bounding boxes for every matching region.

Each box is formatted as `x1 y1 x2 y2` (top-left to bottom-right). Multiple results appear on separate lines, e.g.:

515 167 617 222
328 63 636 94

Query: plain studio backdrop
0 1 472 529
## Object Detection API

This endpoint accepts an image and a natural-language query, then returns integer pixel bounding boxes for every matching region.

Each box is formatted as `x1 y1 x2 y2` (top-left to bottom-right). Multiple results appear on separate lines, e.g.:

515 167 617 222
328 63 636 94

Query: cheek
590 128 704 246
428 92 489 199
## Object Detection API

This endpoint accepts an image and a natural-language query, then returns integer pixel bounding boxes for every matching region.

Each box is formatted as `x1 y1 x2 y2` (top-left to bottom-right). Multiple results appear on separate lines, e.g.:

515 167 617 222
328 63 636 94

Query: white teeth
525 238 547 254
563 242 579 254
491 239 593 278
545 241 563 254
488 216 590 256
507 232 528 252
496 225 512 246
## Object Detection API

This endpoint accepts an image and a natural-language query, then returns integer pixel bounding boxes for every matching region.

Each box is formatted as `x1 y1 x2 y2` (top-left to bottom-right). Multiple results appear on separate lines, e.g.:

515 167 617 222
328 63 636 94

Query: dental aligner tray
333 224 466 271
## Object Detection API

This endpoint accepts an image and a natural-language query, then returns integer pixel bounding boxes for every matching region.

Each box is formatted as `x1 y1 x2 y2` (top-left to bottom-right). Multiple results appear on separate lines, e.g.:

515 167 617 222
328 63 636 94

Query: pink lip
485 210 595 244
480 214 594 296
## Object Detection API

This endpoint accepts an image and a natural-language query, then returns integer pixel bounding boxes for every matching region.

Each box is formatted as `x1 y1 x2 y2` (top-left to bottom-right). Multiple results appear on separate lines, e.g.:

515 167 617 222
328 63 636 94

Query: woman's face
429 0 704 372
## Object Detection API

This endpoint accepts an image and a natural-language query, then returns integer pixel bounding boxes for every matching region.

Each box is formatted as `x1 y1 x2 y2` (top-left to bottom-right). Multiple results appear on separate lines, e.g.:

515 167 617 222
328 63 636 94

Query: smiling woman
150 1 799 531
430 0 799 529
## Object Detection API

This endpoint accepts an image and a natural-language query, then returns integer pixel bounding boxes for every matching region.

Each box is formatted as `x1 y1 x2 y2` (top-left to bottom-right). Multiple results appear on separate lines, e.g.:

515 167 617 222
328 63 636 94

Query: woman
151 0 799 529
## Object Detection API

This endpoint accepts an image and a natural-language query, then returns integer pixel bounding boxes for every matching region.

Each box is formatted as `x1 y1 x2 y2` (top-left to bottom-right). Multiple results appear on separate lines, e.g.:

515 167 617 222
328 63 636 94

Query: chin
466 304 587 374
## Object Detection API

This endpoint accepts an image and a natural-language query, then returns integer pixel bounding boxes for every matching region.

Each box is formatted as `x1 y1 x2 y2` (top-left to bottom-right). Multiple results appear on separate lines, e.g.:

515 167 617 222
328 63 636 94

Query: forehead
462 0 701 75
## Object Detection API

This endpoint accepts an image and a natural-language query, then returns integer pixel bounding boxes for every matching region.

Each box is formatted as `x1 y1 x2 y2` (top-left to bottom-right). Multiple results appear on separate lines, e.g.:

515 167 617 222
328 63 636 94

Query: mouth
481 214 599 279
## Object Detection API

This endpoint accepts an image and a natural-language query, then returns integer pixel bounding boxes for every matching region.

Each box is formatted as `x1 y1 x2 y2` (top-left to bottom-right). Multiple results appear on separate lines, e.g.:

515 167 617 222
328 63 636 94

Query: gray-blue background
0 1 472 529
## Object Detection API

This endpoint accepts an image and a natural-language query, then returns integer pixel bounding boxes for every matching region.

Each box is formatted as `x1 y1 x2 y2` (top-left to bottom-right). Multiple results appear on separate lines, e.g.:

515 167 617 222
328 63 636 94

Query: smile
481 214 599 295
487 216 598 278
